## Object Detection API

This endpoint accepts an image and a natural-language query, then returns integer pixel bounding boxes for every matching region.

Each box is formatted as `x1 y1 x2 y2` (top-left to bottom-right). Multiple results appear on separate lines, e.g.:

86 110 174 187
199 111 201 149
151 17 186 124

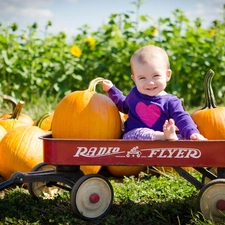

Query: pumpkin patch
1 71 223 181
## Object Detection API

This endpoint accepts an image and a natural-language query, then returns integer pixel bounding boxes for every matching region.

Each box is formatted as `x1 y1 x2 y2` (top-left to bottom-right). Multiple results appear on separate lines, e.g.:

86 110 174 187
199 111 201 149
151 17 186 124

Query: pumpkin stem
88 77 105 92
201 71 210 110
201 69 216 110
208 70 217 108
2 95 18 111
10 101 25 119
36 112 51 128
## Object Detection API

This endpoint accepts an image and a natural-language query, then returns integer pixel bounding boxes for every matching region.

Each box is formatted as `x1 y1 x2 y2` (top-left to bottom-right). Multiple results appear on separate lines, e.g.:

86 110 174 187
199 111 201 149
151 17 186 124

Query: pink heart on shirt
136 102 161 127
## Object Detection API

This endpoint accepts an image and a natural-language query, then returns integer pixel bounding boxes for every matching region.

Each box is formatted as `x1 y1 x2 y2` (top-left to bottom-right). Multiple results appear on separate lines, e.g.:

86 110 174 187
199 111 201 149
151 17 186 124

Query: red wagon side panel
40 135 225 167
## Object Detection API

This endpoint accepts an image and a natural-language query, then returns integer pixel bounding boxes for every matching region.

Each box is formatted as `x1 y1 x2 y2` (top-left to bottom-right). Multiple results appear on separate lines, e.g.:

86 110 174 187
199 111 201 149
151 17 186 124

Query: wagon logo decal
73 146 201 159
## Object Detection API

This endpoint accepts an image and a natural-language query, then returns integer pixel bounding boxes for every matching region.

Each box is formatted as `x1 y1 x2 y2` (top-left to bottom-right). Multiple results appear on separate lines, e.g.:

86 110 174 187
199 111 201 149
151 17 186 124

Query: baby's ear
131 74 135 82
166 69 172 81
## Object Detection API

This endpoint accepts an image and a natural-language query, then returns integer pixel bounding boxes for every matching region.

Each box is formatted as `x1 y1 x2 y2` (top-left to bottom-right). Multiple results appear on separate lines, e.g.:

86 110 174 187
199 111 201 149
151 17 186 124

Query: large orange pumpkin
191 69 225 139
0 125 46 180
51 77 122 139
51 77 122 175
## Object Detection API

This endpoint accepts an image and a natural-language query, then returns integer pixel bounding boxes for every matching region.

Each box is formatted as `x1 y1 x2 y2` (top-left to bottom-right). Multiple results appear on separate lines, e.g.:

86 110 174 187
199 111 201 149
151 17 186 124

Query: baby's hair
130 45 170 72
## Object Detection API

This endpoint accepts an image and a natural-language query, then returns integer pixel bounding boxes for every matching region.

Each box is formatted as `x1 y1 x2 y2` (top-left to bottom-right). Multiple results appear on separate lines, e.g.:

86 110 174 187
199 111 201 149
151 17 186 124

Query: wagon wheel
70 174 113 220
197 178 225 222
28 162 63 199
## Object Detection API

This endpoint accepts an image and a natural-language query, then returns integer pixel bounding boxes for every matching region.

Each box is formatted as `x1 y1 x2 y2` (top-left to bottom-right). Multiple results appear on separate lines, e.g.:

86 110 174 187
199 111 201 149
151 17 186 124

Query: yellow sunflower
209 29 216 36
70 45 82 57
84 37 96 49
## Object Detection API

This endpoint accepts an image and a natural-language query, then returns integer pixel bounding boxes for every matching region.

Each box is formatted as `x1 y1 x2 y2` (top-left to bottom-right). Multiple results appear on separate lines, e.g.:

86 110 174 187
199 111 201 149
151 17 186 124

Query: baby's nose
146 79 154 84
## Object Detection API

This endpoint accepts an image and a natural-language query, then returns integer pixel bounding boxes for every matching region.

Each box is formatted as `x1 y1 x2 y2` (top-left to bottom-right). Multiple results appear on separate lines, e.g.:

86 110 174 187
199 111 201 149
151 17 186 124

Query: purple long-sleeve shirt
107 86 200 139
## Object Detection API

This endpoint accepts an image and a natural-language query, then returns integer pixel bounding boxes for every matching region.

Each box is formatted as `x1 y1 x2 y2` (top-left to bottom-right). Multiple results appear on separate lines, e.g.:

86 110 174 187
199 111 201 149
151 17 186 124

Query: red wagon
1 134 225 221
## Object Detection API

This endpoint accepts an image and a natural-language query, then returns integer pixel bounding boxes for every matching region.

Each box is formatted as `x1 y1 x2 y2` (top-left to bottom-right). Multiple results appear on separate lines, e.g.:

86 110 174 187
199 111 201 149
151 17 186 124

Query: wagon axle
216 200 225 211
90 193 100 203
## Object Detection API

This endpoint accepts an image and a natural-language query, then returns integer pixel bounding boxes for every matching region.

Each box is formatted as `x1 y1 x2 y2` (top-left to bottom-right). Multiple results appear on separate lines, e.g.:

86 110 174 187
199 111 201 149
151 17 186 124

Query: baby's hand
190 133 207 140
102 80 113 92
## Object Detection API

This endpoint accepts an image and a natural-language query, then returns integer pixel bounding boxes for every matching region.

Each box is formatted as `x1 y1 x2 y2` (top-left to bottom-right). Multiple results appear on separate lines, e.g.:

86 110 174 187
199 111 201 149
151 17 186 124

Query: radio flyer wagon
1 134 225 221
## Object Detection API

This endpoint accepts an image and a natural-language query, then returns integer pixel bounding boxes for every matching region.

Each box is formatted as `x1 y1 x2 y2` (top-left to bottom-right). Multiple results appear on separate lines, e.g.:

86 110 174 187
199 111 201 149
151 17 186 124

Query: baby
102 45 206 141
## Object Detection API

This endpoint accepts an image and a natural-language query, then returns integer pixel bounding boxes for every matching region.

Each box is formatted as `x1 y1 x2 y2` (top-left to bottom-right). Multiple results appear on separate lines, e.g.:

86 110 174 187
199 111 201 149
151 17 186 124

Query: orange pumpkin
51 77 122 139
1 95 34 125
107 165 147 177
80 165 102 175
51 77 122 175
33 112 54 131
0 101 28 132
0 125 46 180
191 69 225 139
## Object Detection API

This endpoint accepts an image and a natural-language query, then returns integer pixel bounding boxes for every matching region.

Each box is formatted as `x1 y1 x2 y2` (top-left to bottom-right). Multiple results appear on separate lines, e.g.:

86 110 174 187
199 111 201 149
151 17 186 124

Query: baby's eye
139 77 146 80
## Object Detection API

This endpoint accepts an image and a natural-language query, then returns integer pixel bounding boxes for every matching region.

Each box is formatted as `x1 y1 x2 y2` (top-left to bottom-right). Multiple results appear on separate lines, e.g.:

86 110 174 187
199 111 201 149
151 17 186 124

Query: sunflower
209 29 216 37
84 37 96 49
70 45 82 57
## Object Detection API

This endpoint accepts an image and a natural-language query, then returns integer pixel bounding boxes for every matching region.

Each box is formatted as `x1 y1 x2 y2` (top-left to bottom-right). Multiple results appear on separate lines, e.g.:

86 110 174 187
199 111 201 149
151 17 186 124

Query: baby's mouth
147 87 156 91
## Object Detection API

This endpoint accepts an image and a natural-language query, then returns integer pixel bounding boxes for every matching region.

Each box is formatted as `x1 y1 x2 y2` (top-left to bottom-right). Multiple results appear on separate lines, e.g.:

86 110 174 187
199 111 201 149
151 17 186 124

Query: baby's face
131 59 171 96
